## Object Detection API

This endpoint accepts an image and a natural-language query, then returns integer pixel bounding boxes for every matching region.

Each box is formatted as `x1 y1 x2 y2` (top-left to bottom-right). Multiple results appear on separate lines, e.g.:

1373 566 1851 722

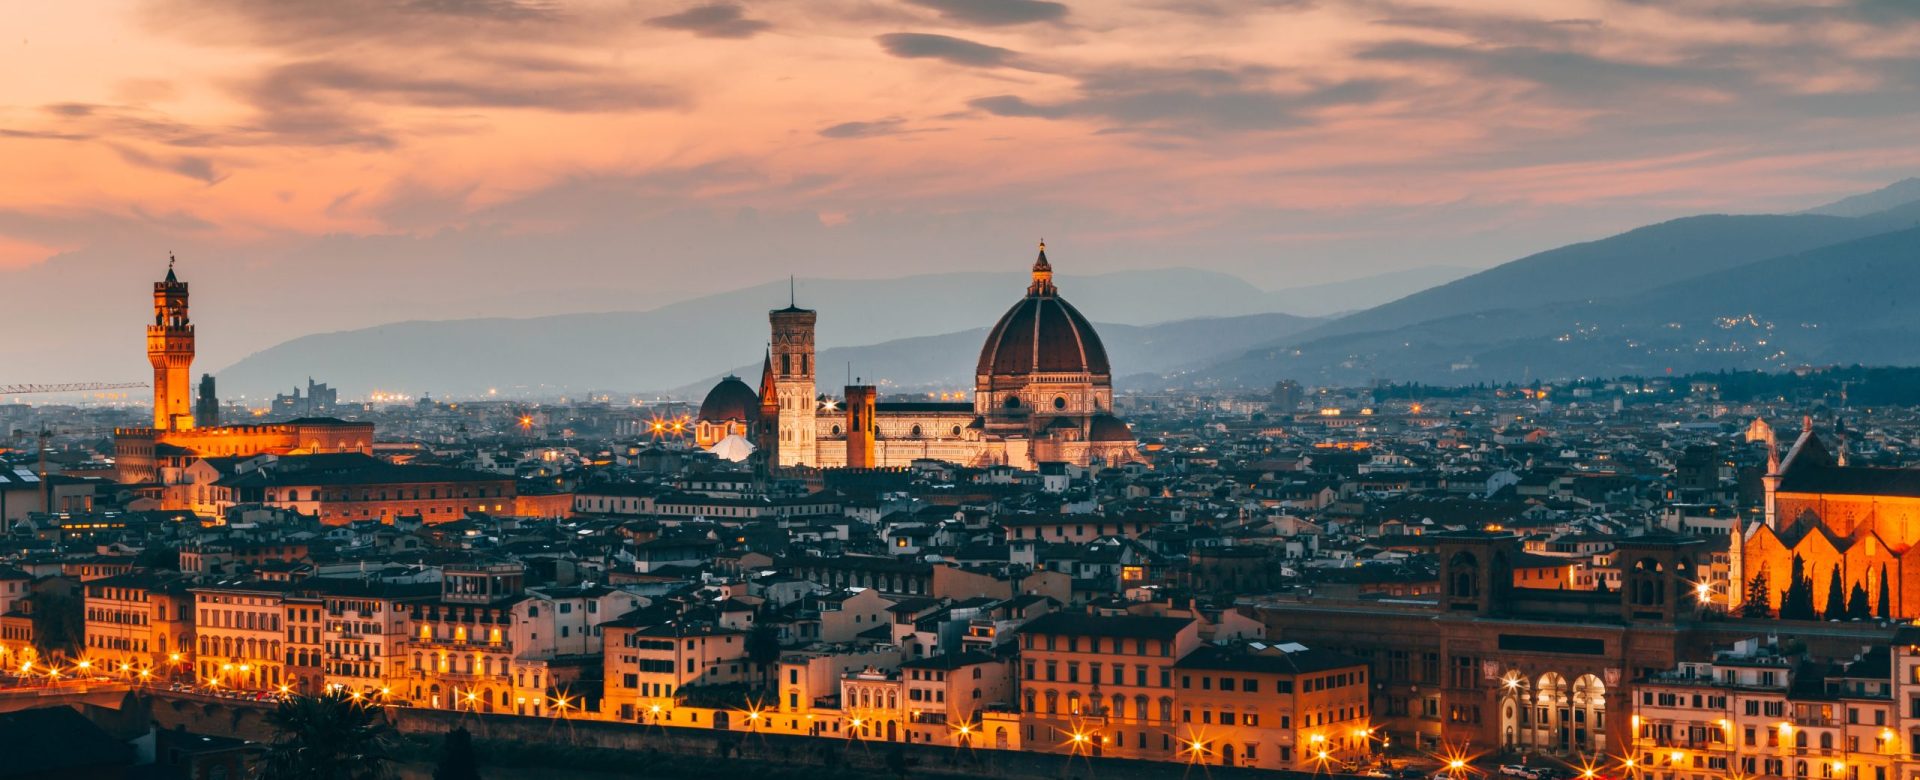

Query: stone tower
769 289 817 467
148 257 196 431
846 384 877 469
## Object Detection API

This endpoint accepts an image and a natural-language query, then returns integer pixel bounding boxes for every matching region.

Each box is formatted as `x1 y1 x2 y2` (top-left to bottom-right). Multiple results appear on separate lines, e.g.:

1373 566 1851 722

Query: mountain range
217 178 1920 399
215 269 1334 398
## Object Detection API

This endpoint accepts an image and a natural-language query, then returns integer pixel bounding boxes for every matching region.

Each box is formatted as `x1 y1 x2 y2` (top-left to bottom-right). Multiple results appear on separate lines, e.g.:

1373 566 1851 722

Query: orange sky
3 0 1920 376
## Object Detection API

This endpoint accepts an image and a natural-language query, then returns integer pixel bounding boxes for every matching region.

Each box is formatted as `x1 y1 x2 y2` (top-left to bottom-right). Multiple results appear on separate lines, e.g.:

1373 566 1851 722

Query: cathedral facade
115 261 373 484
695 244 1141 470
1733 417 1920 619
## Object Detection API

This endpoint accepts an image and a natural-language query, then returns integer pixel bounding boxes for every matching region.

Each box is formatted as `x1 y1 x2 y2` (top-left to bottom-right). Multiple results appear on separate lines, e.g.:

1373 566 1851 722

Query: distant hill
1201 225 1920 386
1261 265 1473 317
1196 181 1920 387
677 311 1320 398
1803 177 1920 217
215 268 1316 398
1293 212 1909 344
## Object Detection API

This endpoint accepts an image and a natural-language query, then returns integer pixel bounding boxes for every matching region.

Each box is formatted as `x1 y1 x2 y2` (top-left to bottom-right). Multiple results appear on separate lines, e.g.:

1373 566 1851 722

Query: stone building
693 244 1142 470
115 261 373 483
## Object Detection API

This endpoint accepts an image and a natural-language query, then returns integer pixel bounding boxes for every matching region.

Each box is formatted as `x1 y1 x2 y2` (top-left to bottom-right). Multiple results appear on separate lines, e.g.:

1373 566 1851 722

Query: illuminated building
82 572 193 678
1629 635 1904 780
116 261 374 484
698 243 1142 470
215 453 515 525
1733 417 1920 619
1013 611 1371 770
312 578 438 697
402 563 523 712
192 581 289 691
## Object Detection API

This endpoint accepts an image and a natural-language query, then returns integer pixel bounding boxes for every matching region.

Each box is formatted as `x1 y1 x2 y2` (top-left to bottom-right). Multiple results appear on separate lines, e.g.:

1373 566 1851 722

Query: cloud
876 32 1021 67
112 145 226 184
819 118 910 138
1364 2 1603 47
971 67 1390 134
1355 41 1747 105
646 4 774 39
902 0 1067 26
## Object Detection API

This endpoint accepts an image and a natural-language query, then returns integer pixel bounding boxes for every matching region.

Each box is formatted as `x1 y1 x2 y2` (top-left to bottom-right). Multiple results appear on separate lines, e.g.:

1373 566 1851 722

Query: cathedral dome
698 376 760 423
976 245 1111 378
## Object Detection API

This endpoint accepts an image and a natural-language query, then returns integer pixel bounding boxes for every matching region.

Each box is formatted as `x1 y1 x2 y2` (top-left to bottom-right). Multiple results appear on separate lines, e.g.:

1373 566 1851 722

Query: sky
4 0 1920 382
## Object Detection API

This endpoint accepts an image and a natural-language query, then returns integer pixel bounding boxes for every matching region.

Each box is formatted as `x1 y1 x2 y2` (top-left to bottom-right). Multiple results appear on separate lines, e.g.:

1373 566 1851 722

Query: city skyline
6 1 1920 381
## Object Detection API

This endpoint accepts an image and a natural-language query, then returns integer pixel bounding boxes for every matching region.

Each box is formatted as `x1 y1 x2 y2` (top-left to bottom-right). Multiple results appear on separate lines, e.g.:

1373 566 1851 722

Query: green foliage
1847 582 1871 621
135 545 181 571
1879 564 1893 620
28 591 83 657
259 690 397 780
1742 566 1773 618
1780 554 1818 620
1823 566 1847 620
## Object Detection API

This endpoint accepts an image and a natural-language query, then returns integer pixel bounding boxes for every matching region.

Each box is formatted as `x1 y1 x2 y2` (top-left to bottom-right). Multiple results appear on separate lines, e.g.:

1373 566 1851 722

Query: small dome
977 246 1110 378
1088 414 1133 442
698 376 760 423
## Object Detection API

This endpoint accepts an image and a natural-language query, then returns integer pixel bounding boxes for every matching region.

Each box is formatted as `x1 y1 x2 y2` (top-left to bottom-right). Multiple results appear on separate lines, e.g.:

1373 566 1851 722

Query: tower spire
165 251 178 283
1028 239 1055 296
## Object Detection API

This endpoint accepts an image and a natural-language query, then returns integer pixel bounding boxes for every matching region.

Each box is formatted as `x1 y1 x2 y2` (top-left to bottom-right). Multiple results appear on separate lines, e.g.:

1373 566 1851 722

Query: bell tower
769 279 817 467
148 256 196 431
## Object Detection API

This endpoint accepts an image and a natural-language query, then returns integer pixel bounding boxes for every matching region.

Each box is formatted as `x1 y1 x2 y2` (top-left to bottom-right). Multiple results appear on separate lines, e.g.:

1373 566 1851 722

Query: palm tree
258 689 396 780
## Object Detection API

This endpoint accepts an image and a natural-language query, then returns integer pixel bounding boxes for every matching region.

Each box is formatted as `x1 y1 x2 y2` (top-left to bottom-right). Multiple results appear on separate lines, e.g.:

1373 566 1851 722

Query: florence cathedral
694 244 1141 470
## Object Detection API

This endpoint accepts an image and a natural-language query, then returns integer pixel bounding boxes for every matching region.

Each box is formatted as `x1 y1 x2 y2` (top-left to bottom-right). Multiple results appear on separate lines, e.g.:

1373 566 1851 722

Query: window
1053 397 1067 410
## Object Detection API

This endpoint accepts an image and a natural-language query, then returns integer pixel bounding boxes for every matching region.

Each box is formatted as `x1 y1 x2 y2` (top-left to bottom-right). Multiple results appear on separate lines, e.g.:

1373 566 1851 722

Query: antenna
789 275 795 308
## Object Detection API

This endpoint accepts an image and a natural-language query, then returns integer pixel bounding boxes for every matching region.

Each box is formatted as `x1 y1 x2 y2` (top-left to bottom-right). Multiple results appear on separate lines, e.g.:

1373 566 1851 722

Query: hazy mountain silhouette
1203 223 1920 386
1197 182 1920 387
216 269 1322 398
677 312 1320 398
1802 177 1920 217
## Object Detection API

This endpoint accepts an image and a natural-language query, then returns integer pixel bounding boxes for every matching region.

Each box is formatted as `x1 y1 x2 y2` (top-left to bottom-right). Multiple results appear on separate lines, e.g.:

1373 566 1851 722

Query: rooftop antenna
789 275 795 308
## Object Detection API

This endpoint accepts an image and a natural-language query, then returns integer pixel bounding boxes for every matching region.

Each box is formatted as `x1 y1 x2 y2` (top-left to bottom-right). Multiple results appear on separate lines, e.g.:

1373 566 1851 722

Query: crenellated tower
147 256 196 431
769 284 817 467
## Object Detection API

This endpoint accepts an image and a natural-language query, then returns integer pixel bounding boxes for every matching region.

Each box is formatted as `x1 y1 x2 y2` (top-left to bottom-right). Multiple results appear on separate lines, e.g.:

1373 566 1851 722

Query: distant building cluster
12 255 1920 779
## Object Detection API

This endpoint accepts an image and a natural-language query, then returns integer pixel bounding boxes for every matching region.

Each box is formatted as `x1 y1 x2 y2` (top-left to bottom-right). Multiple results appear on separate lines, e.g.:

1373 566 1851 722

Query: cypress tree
1742 566 1773 618
1880 563 1894 620
1781 554 1816 620
1847 582 1871 620
1824 566 1847 620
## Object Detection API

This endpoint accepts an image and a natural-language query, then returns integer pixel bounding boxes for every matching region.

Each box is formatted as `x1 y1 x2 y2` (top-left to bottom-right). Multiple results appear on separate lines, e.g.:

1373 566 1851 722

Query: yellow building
193 581 290 691
82 571 194 681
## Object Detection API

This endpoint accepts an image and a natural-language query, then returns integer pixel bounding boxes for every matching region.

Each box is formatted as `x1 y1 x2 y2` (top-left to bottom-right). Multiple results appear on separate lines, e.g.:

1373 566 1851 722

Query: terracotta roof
698 376 761 424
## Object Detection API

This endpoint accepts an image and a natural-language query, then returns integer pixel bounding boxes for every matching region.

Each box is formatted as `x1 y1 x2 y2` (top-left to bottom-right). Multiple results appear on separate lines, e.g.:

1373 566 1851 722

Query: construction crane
0 382 146 395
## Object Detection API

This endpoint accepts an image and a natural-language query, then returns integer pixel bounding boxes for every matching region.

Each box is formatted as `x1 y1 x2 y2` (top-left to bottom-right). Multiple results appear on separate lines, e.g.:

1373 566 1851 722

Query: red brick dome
976 246 1111 378
698 376 760 423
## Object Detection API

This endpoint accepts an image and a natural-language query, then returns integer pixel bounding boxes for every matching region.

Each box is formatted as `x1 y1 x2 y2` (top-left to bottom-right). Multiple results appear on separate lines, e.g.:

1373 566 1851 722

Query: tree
1848 582 1872 620
1824 566 1847 620
1780 554 1817 620
27 591 83 657
135 545 180 571
433 727 481 780
259 689 396 780
746 621 781 690
1742 567 1773 618
1879 563 1893 620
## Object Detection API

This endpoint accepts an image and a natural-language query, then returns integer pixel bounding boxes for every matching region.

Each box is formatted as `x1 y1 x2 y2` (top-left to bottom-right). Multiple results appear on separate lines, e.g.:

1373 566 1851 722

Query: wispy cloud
647 4 774 39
